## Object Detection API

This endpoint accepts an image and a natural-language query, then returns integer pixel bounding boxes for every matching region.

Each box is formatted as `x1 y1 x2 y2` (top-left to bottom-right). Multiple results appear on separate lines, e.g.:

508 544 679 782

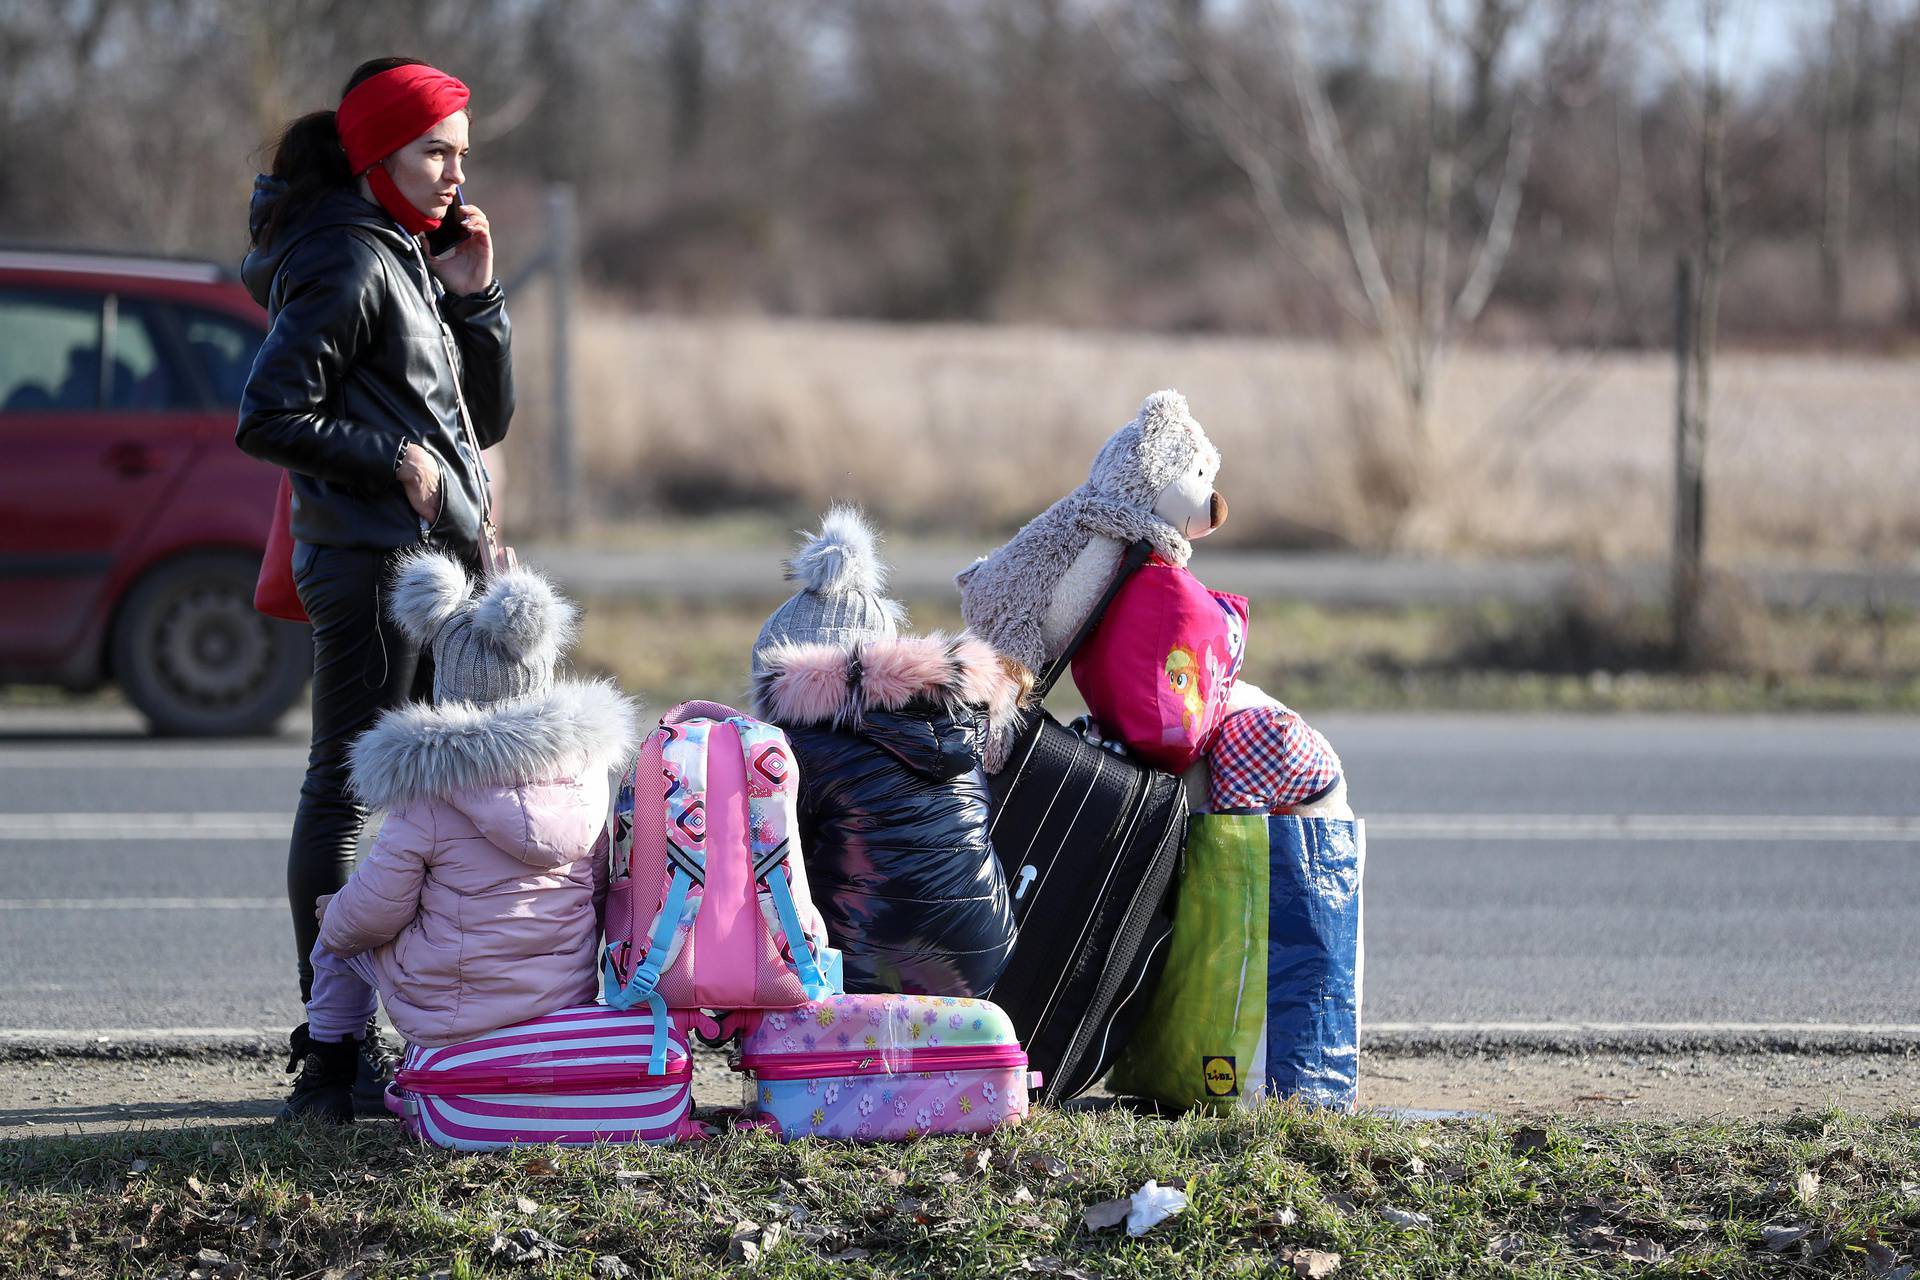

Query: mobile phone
425 186 470 259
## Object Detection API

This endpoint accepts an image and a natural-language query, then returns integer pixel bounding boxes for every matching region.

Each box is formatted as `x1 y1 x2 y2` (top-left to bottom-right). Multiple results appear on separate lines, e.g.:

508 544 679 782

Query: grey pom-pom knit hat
388 550 580 705
752 506 906 675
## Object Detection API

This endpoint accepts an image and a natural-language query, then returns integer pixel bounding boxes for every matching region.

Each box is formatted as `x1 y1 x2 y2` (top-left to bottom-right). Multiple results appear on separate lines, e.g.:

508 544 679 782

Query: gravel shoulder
5 1049 1915 1143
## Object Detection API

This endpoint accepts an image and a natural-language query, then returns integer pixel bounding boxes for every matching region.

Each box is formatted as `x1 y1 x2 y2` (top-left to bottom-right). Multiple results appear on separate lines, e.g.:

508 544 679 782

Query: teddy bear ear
388 549 473 644
1139 388 1190 425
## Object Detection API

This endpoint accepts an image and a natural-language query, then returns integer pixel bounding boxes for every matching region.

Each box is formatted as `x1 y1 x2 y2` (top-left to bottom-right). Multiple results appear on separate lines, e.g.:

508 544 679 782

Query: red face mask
335 64 470 236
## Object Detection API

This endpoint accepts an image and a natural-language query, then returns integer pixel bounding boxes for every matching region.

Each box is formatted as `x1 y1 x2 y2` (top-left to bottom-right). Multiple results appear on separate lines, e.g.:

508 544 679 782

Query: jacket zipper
740 1045 1028 1081
395 1060 692 1096
404 235 494 535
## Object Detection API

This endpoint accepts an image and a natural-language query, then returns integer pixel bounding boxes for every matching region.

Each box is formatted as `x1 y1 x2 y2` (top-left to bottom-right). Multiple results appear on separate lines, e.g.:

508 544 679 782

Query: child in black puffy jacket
750 507 1022 998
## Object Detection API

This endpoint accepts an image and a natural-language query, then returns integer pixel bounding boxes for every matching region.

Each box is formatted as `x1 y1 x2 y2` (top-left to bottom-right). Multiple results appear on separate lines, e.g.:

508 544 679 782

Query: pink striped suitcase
389 1004 700 1150
733 993 1039 1141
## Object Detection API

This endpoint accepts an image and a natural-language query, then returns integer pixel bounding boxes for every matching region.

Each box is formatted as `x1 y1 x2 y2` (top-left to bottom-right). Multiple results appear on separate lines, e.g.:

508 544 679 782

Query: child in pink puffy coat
279 551 638 1123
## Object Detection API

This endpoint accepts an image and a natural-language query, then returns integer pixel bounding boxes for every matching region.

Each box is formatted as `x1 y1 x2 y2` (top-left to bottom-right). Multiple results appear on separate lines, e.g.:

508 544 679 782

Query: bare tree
1136 0 1556 490
1820 0 1873 319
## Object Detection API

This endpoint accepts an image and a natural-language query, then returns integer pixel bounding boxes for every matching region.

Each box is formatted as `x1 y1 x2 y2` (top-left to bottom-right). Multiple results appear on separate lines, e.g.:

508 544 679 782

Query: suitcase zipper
395 1059 693 1096
740 1045 1028 1081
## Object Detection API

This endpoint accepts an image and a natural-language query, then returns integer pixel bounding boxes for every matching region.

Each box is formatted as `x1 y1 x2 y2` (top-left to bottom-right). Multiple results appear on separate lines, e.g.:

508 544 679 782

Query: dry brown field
502 304 1920 565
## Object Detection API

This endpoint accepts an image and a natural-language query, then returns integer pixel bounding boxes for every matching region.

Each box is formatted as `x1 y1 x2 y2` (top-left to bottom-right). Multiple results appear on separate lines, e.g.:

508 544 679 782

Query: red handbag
253 472 309 623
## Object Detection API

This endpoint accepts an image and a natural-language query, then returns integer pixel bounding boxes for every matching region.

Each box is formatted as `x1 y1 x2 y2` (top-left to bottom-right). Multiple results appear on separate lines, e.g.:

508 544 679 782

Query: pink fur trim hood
753 632 1029 773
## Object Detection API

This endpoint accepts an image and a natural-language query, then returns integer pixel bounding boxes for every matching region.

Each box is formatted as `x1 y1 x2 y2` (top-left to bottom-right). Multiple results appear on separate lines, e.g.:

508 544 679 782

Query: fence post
548 184 579 537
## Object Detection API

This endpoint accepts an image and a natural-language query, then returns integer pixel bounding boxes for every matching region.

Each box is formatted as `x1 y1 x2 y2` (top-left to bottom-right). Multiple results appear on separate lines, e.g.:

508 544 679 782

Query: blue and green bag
1107 815 1364 1111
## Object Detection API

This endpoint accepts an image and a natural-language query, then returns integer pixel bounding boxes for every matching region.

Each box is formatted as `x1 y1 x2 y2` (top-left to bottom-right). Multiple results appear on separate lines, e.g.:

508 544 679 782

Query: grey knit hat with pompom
751 506 906 676
388 551 579 706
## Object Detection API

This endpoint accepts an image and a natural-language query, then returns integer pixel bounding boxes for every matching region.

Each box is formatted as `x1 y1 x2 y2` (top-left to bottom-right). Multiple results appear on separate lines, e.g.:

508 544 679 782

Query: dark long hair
252 57 431 250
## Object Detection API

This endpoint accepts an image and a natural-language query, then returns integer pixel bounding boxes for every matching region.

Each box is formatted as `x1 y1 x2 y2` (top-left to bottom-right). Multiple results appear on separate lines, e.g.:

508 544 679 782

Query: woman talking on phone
236 56 514 1119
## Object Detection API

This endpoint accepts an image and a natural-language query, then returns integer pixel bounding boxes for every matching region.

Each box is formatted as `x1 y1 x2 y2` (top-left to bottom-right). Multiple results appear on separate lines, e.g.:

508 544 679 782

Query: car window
106 304 190 410
0 291 103 411
179 308 265 406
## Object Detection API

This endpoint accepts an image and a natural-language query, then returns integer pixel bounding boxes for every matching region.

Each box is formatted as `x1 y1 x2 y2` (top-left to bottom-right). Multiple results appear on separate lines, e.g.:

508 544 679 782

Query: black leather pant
287 543 433 1002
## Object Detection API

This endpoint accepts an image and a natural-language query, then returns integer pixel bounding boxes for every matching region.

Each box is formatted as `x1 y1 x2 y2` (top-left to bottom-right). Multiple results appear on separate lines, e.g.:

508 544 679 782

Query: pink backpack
602 701 839 1067
1070 557 1249 772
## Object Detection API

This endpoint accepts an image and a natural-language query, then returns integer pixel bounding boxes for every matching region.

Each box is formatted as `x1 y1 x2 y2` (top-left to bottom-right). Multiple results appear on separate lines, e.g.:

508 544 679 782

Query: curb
1366 1026 1920 1057
7 1027 1920 1064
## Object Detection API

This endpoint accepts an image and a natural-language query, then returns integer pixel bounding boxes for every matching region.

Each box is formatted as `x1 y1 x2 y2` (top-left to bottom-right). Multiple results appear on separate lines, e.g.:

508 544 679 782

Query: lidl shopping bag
1107 815 1363 1111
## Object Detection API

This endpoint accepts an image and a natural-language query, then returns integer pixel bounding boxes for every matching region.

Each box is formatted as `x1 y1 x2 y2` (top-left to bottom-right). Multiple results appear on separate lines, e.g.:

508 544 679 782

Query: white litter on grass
1126 1181 1189 1236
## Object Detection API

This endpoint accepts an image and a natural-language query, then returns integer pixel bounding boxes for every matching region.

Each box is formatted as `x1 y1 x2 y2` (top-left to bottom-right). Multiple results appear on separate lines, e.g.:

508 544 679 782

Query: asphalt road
1 706 1915 1039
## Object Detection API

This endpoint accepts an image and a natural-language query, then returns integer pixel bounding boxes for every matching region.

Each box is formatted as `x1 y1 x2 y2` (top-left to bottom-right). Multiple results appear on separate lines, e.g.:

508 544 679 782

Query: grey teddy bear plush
955 388 1227 676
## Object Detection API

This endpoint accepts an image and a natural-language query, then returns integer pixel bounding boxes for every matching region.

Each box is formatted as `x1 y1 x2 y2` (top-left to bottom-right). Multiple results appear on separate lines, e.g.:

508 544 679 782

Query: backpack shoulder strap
604 721 717 1068
1033 538 1156 701
730 717 834 1000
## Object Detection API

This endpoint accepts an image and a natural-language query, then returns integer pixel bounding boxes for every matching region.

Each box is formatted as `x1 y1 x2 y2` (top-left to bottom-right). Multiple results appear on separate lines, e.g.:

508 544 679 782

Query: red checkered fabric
1207 704 1343 813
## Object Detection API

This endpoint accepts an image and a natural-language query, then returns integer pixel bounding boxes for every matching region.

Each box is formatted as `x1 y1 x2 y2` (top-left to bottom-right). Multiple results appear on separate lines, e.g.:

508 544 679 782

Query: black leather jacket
754 636 1019 999
236 178 513 564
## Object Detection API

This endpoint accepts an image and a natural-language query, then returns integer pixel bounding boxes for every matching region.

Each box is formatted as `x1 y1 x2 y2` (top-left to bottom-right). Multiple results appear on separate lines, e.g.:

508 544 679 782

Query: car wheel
111 554 312 737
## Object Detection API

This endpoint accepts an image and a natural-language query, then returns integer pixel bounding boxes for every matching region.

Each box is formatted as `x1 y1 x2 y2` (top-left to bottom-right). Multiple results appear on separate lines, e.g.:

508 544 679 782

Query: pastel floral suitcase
732 993 1038 1141
388 1004 701 1150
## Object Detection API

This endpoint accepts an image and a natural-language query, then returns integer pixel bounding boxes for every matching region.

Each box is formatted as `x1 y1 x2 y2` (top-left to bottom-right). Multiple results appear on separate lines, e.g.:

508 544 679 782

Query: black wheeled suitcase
986 542 1188 1102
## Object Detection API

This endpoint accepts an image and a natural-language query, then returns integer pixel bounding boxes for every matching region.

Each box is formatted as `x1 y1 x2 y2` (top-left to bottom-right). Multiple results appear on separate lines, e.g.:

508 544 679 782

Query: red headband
337 64 470 175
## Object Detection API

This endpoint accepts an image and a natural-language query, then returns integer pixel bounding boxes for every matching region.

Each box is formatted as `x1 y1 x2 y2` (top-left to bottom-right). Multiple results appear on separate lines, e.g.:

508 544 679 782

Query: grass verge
3 1106 1916 1279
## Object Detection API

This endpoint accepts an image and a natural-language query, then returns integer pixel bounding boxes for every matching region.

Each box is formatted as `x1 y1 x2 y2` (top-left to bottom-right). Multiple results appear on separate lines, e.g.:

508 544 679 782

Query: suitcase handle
1032 538 1156 701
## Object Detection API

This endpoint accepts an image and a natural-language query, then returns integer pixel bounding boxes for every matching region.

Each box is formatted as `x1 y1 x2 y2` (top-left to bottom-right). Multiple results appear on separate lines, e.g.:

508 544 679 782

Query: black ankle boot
352 1017 399 1117
276 1023 359 1124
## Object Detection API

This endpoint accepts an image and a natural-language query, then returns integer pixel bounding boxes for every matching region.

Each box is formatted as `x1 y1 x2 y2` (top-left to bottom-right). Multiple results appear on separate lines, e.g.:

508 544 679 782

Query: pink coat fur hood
753 632 1028 773
319 679 639 1046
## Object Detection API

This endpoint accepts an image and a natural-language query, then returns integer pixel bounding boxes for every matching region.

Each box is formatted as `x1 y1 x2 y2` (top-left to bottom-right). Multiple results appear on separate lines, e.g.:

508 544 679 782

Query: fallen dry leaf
1011 1186 1036 1205
960 1147 994 1178
489 1228 559 1265
1024 1154 1069 1179
1487 1234 1525 1262
726 1221 761 1265
1381 1207 1432 1230
882 1169 907 1188
1510 1126 1550 1155
828 1247 874 1264
1575 1226 1622 1252
591 1257 636 1280
1669 1217 1710 1232
523 1156 560 1179
1020 1257 1094 1280
514 1196 538 1216
1622 1238 1668 1264
1280 1246 1341 1278
185 1176 207 1200
1082 1196 1133 1232
1762 1223 1811 1251
128 1160 150 1175
1795 1170 1821 1205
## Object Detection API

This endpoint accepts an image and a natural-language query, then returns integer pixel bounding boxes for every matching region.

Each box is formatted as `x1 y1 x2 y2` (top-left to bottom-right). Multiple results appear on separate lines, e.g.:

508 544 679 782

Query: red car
0 247 310 735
